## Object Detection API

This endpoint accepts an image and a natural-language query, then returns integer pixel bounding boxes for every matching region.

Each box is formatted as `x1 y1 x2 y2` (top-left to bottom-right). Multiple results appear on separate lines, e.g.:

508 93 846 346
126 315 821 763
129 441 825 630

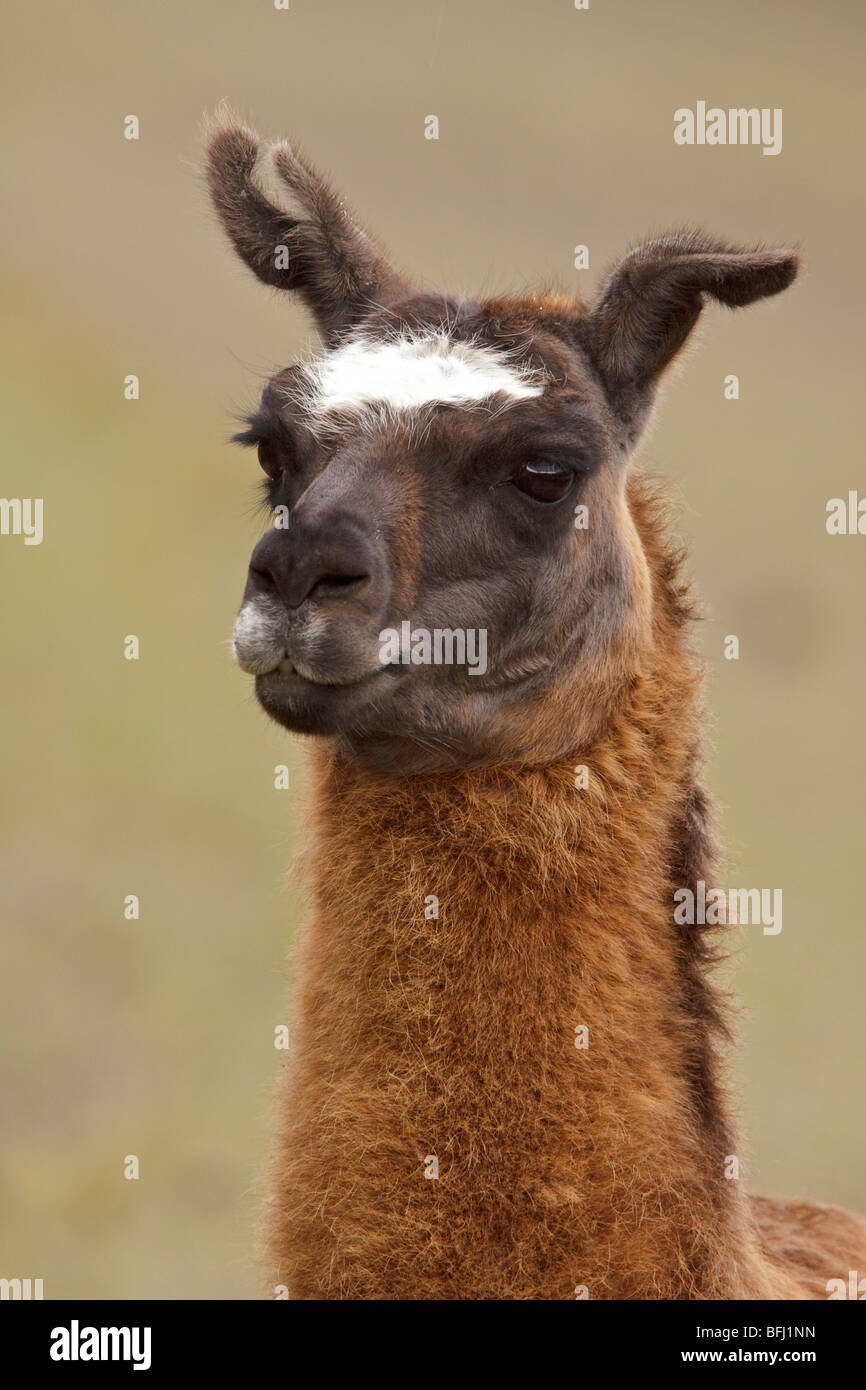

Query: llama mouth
254 661 392 734
263 656 383 690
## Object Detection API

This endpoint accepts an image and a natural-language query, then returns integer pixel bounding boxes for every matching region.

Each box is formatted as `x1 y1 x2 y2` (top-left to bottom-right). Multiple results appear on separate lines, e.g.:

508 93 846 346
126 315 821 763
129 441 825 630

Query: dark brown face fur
206 113 797 773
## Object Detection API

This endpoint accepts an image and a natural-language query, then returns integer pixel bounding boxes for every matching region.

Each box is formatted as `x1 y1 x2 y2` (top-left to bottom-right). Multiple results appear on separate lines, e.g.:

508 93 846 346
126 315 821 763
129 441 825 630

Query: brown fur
265 476 866 1299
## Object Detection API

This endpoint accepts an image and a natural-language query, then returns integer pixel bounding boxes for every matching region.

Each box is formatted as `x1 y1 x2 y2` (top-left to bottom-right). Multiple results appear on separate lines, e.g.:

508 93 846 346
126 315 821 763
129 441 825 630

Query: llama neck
273 659 776 1299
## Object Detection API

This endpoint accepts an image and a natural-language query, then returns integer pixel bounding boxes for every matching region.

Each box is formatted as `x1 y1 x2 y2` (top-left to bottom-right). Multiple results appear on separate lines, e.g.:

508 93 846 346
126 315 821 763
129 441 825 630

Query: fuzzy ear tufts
579 231 799 431
204 109 411 342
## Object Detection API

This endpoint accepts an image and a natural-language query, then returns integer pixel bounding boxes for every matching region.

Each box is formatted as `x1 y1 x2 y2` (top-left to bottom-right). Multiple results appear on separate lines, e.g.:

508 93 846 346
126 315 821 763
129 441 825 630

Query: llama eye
512 460 575 503
257 439 283 481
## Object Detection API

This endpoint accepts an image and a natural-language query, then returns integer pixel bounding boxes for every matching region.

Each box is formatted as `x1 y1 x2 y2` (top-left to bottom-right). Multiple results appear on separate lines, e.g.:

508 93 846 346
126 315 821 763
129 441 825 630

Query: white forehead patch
292 330 547 428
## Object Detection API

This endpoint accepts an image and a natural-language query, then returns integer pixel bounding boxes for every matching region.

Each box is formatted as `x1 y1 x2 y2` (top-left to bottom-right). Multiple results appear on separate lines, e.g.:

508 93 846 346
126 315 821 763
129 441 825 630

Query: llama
206 114 866 1300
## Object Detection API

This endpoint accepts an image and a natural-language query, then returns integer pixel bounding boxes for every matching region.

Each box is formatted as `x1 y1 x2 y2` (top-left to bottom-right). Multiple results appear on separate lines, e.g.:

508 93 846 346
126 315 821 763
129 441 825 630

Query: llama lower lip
255 664 388 734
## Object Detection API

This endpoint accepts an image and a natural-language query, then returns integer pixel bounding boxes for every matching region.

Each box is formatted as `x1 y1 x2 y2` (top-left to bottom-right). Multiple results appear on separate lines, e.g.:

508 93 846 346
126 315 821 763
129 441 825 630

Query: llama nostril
306 572 370 602
249 559 276 590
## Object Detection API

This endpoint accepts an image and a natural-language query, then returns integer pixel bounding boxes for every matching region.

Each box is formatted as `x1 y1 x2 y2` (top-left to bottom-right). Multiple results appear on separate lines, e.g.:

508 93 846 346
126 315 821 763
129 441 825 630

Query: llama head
206 115 798 772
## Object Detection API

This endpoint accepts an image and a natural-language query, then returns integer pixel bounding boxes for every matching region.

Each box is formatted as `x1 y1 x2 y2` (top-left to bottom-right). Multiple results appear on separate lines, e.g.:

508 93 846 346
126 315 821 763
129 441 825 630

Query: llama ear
204 111 411 343
579 233 799 431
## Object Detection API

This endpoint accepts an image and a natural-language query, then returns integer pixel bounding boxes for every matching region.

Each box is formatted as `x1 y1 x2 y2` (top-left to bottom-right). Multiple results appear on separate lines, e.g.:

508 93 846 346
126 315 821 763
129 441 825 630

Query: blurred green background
1 0 863 1298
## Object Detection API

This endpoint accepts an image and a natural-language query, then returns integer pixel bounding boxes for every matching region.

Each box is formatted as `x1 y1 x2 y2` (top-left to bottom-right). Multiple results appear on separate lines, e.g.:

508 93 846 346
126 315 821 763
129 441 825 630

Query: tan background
1 0 863 1297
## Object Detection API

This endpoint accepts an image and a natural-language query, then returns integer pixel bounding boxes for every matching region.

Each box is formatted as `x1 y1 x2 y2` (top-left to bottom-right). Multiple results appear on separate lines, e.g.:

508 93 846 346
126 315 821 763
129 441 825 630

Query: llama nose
247 523 374 609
